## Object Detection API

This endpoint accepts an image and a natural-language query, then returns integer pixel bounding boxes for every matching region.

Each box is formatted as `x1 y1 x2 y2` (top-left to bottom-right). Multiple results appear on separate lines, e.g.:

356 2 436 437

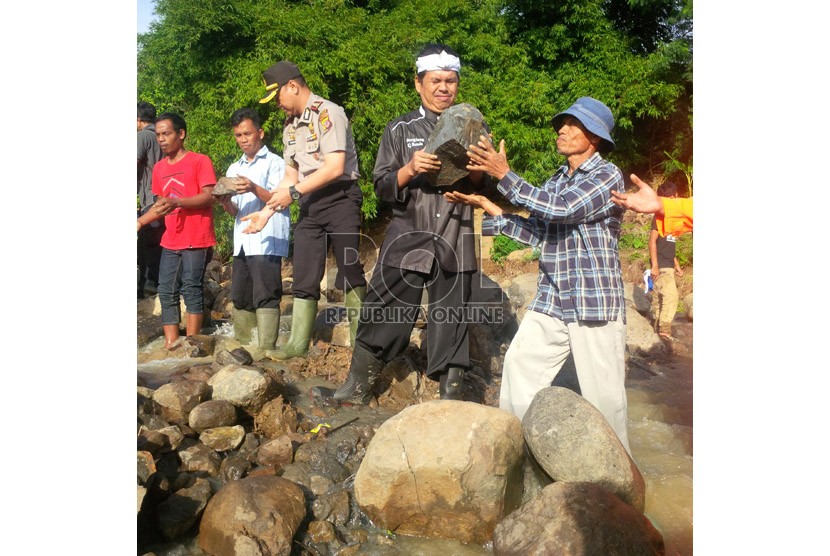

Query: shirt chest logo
406 137 425 150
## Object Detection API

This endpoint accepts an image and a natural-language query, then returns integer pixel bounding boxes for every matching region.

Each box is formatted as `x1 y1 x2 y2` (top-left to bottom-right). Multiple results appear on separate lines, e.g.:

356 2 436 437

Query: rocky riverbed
137 242 693 555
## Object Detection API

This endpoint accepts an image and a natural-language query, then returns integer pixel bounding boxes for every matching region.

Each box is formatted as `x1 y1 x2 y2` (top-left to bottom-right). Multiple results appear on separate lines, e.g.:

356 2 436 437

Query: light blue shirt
227 145 290 257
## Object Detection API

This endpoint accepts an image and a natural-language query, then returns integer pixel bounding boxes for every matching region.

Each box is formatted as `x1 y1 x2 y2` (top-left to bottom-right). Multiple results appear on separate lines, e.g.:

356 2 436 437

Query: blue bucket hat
551 96 615 153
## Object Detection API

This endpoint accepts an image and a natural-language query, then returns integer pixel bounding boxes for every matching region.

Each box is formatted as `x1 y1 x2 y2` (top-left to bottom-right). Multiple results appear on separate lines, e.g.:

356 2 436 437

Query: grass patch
490 235 531 264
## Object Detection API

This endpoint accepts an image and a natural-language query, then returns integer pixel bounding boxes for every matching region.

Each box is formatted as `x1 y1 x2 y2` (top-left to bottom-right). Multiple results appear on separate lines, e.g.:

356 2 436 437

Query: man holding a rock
315 43 491 404
136 112 217 350
216 107 289 352
242 61 367 359
448 97 632 455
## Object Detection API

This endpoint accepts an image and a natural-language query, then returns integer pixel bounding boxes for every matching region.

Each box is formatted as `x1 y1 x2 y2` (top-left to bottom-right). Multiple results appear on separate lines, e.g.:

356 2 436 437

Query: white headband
416 50 461 74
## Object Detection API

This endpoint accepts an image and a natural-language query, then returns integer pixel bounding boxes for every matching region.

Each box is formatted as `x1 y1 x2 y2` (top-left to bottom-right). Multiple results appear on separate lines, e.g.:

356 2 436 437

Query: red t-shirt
152 151 217 249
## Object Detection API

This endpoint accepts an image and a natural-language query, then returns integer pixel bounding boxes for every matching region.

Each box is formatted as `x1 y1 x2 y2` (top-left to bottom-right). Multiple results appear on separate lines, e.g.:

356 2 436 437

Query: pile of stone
138 340 663 554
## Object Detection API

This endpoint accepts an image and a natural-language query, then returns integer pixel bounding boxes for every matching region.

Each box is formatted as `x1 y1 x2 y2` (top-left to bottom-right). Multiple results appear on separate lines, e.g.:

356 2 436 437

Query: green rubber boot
232 308 257 345
256 307 280 351
344 286 366 347
266 298 317 360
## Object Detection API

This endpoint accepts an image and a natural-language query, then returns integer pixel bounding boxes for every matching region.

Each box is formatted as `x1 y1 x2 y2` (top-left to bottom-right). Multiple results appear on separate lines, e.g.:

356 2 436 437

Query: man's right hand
153 197 179 217
240 209 269 234
611 174 664 214
233 176 256 194
408 150 441 176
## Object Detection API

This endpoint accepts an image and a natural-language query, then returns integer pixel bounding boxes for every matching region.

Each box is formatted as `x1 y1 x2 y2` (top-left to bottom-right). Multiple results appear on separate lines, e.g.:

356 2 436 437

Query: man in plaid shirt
447 97 631 456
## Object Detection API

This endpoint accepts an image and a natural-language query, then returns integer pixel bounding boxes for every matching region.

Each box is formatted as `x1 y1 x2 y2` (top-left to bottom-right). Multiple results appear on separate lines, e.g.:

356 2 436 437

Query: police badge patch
319 109 332 134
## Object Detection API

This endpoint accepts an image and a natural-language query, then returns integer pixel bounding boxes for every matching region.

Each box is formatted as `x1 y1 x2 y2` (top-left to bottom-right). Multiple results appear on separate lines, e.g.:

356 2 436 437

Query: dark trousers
356 260 472 378
291 181 366 300
230 250 283 311
137 219 165 291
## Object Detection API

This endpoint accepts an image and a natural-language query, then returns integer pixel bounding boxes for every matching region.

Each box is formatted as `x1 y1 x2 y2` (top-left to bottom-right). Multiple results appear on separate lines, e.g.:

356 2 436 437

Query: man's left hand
466 135 509 180
266 188 292 212
153 197 179 216
241 210 268 234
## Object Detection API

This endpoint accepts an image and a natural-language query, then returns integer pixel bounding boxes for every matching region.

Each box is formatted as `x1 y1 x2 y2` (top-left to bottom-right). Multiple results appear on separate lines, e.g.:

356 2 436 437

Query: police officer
314 44 491 404
242 60 366 359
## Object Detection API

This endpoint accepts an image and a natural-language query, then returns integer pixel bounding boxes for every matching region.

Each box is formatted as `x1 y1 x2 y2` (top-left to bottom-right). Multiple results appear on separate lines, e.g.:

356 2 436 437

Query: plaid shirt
482 152 626 323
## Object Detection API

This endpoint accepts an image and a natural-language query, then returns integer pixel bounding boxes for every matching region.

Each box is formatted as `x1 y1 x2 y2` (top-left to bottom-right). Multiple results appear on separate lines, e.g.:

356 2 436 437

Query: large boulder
505 272 538 323
623 284 665 355
178 442 222 477
523 387 646 511
354 400 524 544
188 399 238 433
199 425 246 452
683 292 693 321
152 380 211 424
208 364 280 415
198 476 306 556
253 395 298 439
492 482 664 555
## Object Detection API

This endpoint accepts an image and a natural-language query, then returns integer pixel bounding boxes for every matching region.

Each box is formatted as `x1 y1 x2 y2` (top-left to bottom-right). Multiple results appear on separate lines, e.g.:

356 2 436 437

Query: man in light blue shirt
217 107 290 351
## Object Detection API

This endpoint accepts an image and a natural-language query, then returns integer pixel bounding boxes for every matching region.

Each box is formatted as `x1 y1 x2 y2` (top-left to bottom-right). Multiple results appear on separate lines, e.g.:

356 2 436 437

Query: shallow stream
138 322 693 555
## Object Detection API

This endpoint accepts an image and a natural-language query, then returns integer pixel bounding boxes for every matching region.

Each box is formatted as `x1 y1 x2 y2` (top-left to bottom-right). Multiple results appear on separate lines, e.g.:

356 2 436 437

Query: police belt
305 179 357 199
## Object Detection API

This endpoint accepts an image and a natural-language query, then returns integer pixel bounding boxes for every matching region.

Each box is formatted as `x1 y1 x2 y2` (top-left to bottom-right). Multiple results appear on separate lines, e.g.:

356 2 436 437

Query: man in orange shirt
611 174 693 235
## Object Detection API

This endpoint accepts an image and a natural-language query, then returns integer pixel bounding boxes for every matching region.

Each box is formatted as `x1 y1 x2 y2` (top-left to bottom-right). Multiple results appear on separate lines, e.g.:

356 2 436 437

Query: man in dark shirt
315 44 490 404
648 182 684 339
137 101 164 299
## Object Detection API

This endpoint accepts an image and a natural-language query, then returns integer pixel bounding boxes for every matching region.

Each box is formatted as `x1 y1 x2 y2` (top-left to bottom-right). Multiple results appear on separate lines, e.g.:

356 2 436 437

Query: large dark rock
492 482 664 555
198 475 306 556
424 103 486 187
188 399 238 433
156 478 213 541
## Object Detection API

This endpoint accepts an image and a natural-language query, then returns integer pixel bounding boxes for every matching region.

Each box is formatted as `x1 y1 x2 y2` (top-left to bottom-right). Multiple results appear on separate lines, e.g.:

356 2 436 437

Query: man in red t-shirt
137 112 216 349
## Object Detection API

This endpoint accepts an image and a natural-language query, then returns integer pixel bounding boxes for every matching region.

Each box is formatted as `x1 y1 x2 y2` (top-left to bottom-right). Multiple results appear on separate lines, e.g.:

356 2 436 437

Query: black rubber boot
313 344 385 405
439 367 466 400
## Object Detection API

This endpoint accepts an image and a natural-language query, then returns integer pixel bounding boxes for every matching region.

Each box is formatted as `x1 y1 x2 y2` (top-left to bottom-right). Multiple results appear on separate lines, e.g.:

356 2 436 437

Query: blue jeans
158 247 213 326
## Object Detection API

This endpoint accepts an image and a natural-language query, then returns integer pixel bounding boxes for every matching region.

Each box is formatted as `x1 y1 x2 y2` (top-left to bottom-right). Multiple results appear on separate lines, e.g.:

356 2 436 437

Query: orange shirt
655 197 693 237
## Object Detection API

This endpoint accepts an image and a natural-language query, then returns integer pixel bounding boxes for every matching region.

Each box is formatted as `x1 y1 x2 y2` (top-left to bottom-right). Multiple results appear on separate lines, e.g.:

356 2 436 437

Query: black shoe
313 345 384 405
439 367 465 400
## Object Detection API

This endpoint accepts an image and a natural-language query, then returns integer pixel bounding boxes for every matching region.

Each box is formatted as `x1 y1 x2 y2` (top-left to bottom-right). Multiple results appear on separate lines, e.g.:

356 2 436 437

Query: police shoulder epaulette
310 100 324 112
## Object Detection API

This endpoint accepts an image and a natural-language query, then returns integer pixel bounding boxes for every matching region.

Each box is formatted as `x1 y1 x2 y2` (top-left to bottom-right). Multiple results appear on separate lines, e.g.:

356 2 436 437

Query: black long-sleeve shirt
373 106 490 273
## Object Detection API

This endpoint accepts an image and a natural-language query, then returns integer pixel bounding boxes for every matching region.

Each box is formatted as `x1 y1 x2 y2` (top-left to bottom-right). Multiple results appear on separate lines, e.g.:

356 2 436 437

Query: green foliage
675 232 693 267
490 235 530 264
618 220 651 251
212 205 235 264
618 219 651 263
138 0 692 224
662 151 693 196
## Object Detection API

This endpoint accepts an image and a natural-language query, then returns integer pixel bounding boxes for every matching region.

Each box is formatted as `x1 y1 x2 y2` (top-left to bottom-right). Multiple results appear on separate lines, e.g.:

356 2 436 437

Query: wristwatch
289 185 301 201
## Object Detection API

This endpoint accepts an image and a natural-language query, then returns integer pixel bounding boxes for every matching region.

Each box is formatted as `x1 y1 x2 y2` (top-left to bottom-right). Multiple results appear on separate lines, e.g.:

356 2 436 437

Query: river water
138 320 693 555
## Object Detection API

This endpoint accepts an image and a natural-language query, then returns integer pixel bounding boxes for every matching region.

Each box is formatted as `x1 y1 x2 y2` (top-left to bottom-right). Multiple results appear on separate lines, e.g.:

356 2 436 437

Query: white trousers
500 310 630 455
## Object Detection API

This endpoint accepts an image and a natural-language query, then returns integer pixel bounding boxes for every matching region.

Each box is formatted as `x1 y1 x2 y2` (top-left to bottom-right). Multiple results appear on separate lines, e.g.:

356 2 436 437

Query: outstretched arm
611 174 664 214
444 191 503 216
